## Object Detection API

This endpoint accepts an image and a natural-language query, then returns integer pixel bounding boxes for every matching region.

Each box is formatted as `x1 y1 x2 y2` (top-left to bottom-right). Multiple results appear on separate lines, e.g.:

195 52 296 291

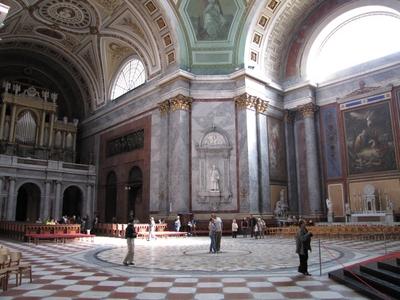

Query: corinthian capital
298 103 318 119
256 98 269 113
169 94 192 112
234 93 258 110
158 100 170 115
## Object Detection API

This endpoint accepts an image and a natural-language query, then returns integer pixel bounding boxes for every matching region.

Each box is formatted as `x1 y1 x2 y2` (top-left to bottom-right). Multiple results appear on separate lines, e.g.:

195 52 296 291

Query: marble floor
1 235 399 299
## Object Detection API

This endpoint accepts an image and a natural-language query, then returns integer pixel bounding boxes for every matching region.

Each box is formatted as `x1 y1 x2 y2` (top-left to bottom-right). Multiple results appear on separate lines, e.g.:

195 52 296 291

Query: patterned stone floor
1 235 399 299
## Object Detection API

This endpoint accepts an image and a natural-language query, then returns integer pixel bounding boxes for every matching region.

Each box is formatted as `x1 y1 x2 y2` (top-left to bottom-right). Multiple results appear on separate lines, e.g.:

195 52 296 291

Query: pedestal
385 213 394 225
327 212 334 223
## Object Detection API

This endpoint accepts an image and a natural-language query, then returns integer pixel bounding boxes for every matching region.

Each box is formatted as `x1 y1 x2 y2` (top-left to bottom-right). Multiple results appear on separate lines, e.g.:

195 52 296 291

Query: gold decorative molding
284 110 295 123
158 100 170 115
256 98 268 113
169 94 192 112
298 103 318 119
234 93 258 110
235 93 268 113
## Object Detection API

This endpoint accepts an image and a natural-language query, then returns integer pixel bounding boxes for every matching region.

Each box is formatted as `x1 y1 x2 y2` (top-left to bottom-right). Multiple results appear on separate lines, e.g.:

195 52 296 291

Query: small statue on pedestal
326 198 333 223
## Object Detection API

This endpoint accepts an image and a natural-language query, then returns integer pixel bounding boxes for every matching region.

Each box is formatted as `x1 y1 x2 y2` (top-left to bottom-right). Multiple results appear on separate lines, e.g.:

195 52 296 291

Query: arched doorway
16 183 41 222
127 166 144 222
105 172 117 223
62 186 83 218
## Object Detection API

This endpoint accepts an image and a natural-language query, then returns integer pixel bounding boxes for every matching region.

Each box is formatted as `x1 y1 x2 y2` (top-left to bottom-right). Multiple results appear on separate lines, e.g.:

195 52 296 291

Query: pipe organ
0 81 78 162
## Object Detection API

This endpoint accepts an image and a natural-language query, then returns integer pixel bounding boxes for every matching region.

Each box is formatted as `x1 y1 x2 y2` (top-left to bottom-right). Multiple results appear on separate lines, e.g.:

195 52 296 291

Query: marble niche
195 127 232 210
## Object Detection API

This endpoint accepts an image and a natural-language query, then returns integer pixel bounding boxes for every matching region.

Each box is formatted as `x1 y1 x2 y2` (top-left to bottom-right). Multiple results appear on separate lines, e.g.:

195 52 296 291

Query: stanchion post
319 238 322 276
384 232 387 255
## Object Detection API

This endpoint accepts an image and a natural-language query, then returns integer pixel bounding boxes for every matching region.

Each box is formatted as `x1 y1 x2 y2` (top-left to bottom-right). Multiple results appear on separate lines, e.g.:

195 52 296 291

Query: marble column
157 100 170 214
256 100 271 214
298 103 322 216
42 180 51 219
86 184 92 217
284 110 298 214
6 177 16 220
0 103 7 140
235 94 259 213
168 95 192 214
54 181 62 219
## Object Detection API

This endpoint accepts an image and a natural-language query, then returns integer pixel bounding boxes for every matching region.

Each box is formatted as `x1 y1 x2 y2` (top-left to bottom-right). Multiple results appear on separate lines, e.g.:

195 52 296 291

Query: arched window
111 58 145 100
306 6 400 83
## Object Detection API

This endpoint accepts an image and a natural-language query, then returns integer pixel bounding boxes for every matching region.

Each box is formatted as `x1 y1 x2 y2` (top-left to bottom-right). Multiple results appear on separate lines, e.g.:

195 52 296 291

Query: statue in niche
209 164 220 192
274 190 287 218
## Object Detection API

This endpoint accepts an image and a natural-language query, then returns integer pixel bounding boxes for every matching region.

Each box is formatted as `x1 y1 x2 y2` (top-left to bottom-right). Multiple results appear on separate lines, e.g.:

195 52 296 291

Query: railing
0 221 81 240
95 223 168 238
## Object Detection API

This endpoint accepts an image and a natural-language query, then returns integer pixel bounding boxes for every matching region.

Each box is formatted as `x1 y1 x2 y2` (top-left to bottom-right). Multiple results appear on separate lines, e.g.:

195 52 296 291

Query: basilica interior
0 0 399 225
0 0 400 299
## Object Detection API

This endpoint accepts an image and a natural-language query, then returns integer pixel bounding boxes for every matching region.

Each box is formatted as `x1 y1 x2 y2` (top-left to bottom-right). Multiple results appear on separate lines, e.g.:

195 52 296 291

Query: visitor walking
148 216 156 241
123 220 136 266
295 219 313 275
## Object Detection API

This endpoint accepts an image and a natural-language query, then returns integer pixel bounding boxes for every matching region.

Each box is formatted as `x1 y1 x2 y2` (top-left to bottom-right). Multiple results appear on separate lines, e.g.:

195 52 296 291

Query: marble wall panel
191 101 237 212
295 120 309 215
268 117 287 181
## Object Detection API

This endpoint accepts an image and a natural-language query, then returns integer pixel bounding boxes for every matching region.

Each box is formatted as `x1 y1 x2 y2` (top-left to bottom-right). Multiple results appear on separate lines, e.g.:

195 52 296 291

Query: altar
349 184 394 224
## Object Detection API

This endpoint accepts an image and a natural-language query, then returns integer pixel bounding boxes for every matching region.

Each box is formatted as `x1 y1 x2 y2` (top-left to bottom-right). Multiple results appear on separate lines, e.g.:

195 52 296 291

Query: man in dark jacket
295 219 313 275
123 220 136 266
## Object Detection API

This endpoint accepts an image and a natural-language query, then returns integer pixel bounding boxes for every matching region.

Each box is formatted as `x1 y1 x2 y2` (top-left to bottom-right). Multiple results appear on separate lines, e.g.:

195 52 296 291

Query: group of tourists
122 214 314 276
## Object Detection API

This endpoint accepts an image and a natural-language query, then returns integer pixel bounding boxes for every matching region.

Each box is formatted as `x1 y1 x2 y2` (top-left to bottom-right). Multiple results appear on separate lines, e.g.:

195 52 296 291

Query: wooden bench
26 233 96 245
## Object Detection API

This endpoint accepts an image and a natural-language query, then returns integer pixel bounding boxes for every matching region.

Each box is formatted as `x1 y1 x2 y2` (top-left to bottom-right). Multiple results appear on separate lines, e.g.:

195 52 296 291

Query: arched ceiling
0 0 181 116
0 0 345 117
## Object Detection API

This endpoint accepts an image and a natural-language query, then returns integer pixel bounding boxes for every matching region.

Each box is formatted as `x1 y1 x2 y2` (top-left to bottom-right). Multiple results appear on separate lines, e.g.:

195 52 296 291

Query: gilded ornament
298 103 318 118
170 95 192 112
158 100 170 115
284 110 295 123
234 93 258 110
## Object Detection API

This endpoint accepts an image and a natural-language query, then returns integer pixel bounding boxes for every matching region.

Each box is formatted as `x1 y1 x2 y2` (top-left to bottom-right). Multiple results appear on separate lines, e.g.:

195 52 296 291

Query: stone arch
62 185 84 218
127 166 145 222
105 171 117 223
16 182 41 222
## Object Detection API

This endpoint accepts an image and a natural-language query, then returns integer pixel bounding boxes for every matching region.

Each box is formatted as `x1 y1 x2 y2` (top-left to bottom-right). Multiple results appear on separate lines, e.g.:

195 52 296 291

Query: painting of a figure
268 118 286 180
187 0 235 41
343 102 396 175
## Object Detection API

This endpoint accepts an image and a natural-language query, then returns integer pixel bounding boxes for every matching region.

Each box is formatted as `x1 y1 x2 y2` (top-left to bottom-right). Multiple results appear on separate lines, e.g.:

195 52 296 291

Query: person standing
174 215 181 232
123 220 136 266
231 219 238 238
241 217 248 238
148 216 156 241
213 214 223 252
208 217 216 253
295 219 313 275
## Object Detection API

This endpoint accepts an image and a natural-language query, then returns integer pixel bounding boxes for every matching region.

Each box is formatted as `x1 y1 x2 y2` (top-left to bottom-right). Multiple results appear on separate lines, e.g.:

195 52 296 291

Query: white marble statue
326 198 332 214
209 164 220 192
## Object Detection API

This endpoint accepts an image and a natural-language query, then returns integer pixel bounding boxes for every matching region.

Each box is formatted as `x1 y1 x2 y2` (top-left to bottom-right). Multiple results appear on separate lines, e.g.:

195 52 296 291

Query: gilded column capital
234 93 258 110
170 94 192 112
284 110 295 123
256 98 269 113
158 100 170 115
298 103 318 119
